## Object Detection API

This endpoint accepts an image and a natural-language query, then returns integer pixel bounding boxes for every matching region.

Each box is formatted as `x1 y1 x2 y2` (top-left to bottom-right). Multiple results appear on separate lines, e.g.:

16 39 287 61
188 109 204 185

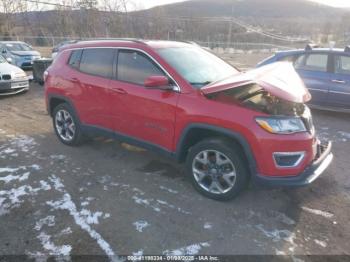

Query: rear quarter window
68 49 82 69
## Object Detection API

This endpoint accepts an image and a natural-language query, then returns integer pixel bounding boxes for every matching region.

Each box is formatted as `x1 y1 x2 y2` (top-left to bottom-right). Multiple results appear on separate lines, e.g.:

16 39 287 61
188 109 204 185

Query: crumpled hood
202 62 311 103
10 50 40 57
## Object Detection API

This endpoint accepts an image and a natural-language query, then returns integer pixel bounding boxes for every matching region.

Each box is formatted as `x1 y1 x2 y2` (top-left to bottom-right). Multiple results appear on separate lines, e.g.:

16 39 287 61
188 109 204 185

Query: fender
175 123 257 175
47 94 79 119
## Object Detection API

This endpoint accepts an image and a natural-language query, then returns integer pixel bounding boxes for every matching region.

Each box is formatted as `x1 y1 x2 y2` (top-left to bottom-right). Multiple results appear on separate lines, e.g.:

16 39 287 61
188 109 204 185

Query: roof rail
345 45 350 53
305 43 320 51
77 38 147 45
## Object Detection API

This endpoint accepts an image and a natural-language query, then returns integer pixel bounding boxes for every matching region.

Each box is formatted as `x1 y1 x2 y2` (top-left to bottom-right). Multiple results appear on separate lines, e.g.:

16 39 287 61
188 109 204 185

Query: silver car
0 41 41 69
0 55 29 96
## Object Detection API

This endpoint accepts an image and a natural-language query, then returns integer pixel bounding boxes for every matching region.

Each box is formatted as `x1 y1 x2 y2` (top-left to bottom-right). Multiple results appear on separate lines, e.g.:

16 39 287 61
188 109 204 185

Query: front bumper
254 141 333 186
0 80 29 96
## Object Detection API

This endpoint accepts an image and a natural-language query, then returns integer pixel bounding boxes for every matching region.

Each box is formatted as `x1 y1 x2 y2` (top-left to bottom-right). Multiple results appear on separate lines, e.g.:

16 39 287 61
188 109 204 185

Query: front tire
186 138 249 201
53 103 84 146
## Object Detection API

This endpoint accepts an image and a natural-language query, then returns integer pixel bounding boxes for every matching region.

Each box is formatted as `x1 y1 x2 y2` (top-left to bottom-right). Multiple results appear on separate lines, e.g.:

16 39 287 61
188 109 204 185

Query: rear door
294 52 331 106
73 48 116 130
109 49 179 151
327 54 350 109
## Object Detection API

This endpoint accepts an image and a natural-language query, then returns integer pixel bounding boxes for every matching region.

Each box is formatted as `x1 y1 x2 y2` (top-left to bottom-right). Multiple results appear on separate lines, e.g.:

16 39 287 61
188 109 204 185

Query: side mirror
144 75 172 90
2 49 6 54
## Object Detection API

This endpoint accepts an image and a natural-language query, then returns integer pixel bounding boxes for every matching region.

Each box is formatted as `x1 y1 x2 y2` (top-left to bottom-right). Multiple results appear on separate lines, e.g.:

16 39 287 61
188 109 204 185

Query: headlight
256 117 306 134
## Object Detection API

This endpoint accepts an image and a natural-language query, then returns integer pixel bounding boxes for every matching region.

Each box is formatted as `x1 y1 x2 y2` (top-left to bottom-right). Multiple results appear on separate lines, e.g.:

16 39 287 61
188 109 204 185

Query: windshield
157 46 239 88
0 55 6 63
5 43 33 52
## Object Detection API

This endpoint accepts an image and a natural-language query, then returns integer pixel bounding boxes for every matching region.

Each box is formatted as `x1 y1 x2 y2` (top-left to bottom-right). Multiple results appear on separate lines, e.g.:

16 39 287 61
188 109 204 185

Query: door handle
70 77 79 83
331 79 346 84
111 87 127 94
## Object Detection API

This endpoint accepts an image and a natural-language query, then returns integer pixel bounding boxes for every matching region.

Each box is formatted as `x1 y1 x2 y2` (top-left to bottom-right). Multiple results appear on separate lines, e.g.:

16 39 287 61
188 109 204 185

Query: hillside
138 0 345 18
1 0 349 46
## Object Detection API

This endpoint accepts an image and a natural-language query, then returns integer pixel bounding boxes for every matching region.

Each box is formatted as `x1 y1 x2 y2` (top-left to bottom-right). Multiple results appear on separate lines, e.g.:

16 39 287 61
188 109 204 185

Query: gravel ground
0 68 350 260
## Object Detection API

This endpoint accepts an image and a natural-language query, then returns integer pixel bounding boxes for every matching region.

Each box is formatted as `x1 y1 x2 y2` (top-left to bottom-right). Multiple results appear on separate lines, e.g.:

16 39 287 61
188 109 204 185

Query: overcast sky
131 0 350 10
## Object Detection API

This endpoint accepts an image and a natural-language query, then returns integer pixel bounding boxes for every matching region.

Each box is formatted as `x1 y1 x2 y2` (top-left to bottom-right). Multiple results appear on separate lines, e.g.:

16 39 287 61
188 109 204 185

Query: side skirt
81 125 175 160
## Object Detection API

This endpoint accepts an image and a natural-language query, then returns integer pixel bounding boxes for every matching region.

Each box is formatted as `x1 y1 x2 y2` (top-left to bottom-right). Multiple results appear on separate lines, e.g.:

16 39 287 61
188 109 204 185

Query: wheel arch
48 94 78 118
175 123 257 176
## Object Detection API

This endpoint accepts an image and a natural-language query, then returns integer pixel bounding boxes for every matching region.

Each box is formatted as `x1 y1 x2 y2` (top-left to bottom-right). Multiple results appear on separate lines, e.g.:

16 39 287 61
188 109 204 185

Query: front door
109 49 179 151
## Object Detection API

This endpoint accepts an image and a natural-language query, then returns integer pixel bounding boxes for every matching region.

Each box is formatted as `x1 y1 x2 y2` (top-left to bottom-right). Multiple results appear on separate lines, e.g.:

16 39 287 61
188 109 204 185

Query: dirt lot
1 62 350 260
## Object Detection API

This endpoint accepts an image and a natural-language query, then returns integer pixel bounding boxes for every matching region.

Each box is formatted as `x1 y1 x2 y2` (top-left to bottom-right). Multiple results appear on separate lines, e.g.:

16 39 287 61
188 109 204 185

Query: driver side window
117 50 165 86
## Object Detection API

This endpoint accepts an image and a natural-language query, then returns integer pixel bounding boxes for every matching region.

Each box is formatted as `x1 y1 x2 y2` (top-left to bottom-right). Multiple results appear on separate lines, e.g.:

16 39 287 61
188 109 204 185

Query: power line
20 0 309 43
22 0 74 8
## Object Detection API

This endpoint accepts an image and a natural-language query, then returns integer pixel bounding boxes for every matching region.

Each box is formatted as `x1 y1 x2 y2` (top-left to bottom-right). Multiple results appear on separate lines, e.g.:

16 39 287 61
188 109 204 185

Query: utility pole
226 4 234 49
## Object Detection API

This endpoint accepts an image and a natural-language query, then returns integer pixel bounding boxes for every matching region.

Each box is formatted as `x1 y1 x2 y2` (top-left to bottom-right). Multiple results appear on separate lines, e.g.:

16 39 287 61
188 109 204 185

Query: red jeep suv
44 39 333 200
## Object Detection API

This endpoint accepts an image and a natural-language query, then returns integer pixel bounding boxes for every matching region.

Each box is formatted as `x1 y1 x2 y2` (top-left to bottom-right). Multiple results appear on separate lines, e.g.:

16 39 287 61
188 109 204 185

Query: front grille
2 74 11 80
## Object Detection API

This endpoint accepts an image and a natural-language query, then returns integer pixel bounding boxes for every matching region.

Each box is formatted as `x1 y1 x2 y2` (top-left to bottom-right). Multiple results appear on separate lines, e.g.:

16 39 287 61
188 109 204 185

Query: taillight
43 70 49 82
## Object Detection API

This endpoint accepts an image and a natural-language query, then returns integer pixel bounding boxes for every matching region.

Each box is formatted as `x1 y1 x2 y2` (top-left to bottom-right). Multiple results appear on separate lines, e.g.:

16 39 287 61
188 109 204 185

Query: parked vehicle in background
51 40 78 59
0 55 29 96
0 41 41 69
44 39 333 200
257 44 350 112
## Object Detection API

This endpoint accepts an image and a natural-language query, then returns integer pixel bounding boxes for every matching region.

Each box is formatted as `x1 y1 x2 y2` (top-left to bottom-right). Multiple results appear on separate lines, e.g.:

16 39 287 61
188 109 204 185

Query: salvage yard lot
1 82 350 258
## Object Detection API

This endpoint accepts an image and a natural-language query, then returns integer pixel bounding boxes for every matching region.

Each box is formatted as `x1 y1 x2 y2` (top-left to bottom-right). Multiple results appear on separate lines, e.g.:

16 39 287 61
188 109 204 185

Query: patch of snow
46 175 118 261
132 188 145 195
50 155 66 160
301 206 334 218
256 224 297 252
0 183 51 216
132 250 144 256
338 131 350 139
203 222 212 229
314 239 327 248
37 231 71 257
159 186 178 194
132 196 161 212
57 227 73 237
0 167 22 173
80 209 103 224
0 171 30 183
35 216 56 231
10 135 37 152
275 249 286 255
163 242 210 256
133 220 150 232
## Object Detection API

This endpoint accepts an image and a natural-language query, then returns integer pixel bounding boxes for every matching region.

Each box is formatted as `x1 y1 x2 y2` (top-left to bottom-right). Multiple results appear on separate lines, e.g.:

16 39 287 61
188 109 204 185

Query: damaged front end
203 62 315 134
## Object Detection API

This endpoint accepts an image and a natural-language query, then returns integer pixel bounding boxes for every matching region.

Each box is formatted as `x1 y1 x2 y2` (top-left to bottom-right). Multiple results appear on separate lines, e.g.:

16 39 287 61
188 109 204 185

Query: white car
0 55 29 96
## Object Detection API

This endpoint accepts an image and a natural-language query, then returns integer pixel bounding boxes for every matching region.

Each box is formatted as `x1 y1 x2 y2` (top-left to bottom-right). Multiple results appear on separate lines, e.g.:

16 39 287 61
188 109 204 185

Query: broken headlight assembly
256 117 307 134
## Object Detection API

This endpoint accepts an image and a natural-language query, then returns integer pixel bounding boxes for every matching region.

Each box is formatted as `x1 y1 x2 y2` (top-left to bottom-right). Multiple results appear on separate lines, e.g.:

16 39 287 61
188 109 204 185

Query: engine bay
207 83 306 116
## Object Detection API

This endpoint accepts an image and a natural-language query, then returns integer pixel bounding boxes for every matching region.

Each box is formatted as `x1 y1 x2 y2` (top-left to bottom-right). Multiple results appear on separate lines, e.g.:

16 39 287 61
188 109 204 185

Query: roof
60 39 194 51
276 47 349 56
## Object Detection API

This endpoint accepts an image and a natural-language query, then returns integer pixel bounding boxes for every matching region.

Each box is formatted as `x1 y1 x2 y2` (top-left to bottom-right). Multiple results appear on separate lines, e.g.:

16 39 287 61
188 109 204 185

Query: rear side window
334 55 350 75
68 49 82 69
295 54 328 72
117 50 165 85
79 48 115 78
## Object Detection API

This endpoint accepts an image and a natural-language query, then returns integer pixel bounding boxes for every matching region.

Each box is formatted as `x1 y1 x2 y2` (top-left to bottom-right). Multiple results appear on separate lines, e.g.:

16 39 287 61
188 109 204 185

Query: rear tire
185 138 249 201
52 103 84 146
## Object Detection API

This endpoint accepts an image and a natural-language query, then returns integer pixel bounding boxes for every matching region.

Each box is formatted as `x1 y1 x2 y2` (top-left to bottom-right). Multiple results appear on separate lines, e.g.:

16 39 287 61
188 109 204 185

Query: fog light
273 152 305 168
